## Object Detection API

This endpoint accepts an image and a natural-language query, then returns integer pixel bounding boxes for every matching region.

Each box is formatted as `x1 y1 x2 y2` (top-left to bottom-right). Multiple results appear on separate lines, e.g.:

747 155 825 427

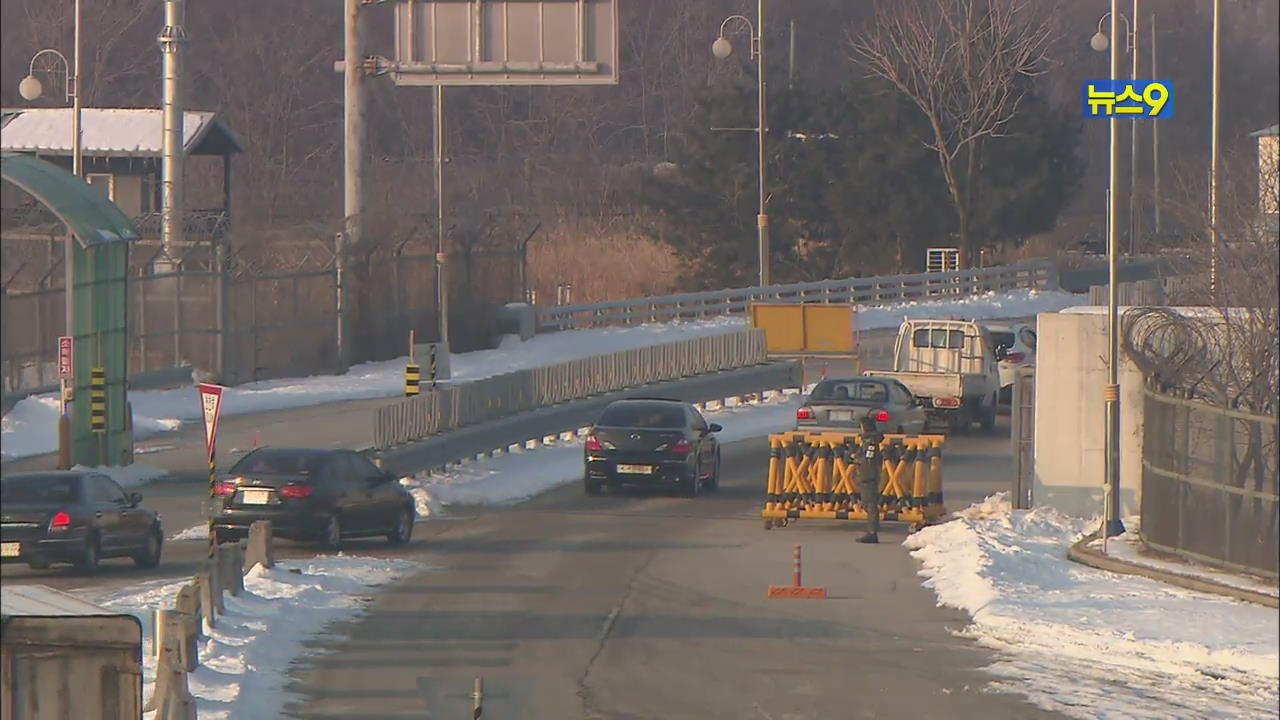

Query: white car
987 323 1037 403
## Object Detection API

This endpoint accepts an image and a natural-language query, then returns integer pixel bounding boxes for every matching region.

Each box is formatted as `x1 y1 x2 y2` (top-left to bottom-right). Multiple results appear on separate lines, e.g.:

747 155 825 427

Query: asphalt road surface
280 419 1062 720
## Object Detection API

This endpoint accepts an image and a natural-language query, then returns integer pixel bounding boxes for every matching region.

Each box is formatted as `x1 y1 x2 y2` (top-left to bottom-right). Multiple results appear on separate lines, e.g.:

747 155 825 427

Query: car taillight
1004 352 1025 363
796 407 815 420
279 484 314 499
214 481 238 496
49 511 72 532
872 409 891 423
584 435 604 452
670 439 693 456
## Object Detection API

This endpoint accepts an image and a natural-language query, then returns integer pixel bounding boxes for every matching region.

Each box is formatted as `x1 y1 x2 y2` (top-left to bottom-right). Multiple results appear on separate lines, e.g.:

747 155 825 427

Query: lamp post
1209 0 1221 299
1091 7 1139 257
1089 0 1126 538
19 3 82 469
713 0 770 287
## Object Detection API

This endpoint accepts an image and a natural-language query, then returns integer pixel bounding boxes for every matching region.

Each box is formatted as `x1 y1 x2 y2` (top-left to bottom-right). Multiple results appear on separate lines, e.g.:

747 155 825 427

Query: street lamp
1089 1 1126 538
1092 5 1143 258
713 0 770 288
18 1 82 470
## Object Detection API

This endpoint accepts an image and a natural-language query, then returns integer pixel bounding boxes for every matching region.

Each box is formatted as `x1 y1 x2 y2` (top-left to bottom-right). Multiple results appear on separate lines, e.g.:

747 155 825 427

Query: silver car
795 377 928 435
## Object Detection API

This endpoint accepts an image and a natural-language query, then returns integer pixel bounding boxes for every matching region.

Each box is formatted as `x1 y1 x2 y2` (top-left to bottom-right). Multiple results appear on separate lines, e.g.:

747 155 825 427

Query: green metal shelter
2 153 138 466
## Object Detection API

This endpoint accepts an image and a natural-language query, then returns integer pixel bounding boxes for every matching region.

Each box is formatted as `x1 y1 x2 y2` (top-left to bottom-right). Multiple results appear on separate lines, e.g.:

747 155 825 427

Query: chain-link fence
1 243 461 393
1140 386 1279 580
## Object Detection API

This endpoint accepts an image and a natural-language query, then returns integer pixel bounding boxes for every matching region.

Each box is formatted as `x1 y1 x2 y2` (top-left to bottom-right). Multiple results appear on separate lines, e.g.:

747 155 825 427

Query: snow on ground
1 287 1080 462
85 555 421 720
67 462 170 487
1091 521 1280 600
904 493 1279 720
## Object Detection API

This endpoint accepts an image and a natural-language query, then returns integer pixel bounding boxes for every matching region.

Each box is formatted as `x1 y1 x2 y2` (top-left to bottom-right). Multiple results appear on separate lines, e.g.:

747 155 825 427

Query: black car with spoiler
583 398 721 497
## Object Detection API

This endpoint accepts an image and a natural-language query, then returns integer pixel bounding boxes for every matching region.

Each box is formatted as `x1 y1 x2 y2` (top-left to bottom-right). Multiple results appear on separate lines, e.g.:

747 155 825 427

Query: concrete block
245 521 275 571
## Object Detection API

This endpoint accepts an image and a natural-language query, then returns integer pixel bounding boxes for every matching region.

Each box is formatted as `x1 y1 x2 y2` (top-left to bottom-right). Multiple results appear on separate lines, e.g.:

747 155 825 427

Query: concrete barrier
245 521 275 571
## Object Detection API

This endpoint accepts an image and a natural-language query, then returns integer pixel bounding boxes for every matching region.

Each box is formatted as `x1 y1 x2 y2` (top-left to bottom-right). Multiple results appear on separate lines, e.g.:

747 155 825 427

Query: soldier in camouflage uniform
857 414 883 544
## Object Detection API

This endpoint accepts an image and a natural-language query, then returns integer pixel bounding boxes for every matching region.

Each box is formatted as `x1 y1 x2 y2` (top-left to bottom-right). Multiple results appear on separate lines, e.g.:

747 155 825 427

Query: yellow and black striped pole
208 440 217 560
90 367 107 432
405 363 421 396
429 343 438 389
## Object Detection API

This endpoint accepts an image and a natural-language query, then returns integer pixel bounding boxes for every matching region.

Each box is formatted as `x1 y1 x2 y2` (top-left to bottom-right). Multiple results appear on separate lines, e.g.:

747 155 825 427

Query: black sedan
583 398 722 497
0 470 164 574
209 447 416 549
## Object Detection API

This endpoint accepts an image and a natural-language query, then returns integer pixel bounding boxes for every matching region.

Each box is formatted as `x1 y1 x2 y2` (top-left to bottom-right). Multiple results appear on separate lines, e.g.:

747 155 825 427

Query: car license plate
829 411 853 422
0 542 20 558
616 464 654 475
241 489 272 505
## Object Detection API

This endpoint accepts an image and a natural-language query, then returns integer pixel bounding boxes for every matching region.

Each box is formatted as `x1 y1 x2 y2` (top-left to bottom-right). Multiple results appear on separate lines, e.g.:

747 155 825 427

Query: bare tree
851 0 1054 268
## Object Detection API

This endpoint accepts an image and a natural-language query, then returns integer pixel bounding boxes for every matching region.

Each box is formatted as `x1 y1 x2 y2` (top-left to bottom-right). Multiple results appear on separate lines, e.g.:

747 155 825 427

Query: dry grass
526 219 681 305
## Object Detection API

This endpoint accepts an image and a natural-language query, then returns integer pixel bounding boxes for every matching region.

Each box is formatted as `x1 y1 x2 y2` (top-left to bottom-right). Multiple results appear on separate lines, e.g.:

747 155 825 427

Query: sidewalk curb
1068 532 1279 608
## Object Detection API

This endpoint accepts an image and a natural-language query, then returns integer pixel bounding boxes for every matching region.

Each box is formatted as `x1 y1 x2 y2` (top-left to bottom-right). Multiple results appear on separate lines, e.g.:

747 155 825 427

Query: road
280 420 1060 719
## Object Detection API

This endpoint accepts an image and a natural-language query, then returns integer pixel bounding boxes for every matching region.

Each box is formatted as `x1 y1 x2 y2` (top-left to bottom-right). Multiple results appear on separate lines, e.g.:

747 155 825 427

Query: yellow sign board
749 303 858 356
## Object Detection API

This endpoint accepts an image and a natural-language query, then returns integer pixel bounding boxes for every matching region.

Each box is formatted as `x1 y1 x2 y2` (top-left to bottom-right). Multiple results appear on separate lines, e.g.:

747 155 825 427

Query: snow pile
401 390 805 517
2 287 1080 461
87 555 421 720
904 494 1279 719
69 462 169 488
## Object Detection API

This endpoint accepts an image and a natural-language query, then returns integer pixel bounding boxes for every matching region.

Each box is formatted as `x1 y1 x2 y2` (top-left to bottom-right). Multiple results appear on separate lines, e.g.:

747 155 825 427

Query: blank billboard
392 0 619 86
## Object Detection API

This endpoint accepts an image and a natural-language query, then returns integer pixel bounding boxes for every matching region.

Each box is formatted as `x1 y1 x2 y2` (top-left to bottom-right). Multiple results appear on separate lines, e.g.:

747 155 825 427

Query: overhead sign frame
391 0 620 86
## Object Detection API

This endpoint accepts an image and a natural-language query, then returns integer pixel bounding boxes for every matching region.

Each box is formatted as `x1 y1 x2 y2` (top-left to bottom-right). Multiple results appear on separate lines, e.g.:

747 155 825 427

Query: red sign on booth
58 336 73 380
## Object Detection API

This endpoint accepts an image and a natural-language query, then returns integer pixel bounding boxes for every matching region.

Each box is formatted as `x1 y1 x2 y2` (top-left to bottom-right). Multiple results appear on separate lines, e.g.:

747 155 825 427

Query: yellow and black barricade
405 363 421 396
90 367 107 433
763 431 947 530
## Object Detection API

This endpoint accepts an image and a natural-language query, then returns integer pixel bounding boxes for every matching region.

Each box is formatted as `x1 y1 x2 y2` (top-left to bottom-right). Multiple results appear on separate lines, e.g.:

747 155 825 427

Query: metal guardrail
374 329 768 449
535 260 1059 331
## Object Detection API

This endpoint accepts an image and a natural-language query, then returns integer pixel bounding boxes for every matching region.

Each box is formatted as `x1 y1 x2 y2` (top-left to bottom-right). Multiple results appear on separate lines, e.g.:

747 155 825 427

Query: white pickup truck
862 319 1001 433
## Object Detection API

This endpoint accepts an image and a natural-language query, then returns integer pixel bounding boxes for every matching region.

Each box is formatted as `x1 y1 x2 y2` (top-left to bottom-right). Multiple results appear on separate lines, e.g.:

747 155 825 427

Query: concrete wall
1032 310 1145 519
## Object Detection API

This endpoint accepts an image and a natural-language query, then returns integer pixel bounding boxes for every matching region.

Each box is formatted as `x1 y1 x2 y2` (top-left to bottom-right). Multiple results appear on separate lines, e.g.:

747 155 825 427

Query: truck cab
863 319 1001 433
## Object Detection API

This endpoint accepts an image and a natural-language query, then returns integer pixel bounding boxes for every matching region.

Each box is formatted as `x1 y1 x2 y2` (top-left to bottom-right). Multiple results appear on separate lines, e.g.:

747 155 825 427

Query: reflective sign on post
58 336 73 380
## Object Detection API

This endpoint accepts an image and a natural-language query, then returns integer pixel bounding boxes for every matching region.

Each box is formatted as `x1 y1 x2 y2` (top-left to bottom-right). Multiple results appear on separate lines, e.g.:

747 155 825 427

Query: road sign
198 383 226 464
391 0 619 86
58 336 73 380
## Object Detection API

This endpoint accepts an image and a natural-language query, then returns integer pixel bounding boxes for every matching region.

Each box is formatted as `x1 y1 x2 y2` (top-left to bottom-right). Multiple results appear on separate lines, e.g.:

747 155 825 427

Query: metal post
1208 0 1221 300
434 84 450 350
1129 0 1139 257
61 0 84 469
340 0 364 371
792 544 801 587
159 0 186 261
756 0 770 288
1104 0 1125 538
1151 12 1160 235
787 19 795 90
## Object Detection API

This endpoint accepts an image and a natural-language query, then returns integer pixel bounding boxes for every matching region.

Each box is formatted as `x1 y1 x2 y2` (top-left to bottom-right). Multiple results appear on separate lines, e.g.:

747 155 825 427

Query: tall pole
61 0 83 469
340 0 364 371
1209 0 1221 299
159 0 186 261
756 0 769 287
435 84 450 350
1129 1 1140 257
1151 12 1160 235
1104 0 1125 538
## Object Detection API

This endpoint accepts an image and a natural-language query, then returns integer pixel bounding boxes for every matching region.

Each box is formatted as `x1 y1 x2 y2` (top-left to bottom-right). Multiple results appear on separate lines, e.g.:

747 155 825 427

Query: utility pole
159 0 186 261
1104 0 1125 538
1129 0 1140 257
756 0 769 287
1209 0 1221 299
339 0 365 371
434 84 450 351
1151 12 1160 235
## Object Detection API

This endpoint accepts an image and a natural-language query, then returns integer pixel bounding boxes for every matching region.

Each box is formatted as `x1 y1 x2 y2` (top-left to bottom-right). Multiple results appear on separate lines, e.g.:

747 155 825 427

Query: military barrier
762 432 947 530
